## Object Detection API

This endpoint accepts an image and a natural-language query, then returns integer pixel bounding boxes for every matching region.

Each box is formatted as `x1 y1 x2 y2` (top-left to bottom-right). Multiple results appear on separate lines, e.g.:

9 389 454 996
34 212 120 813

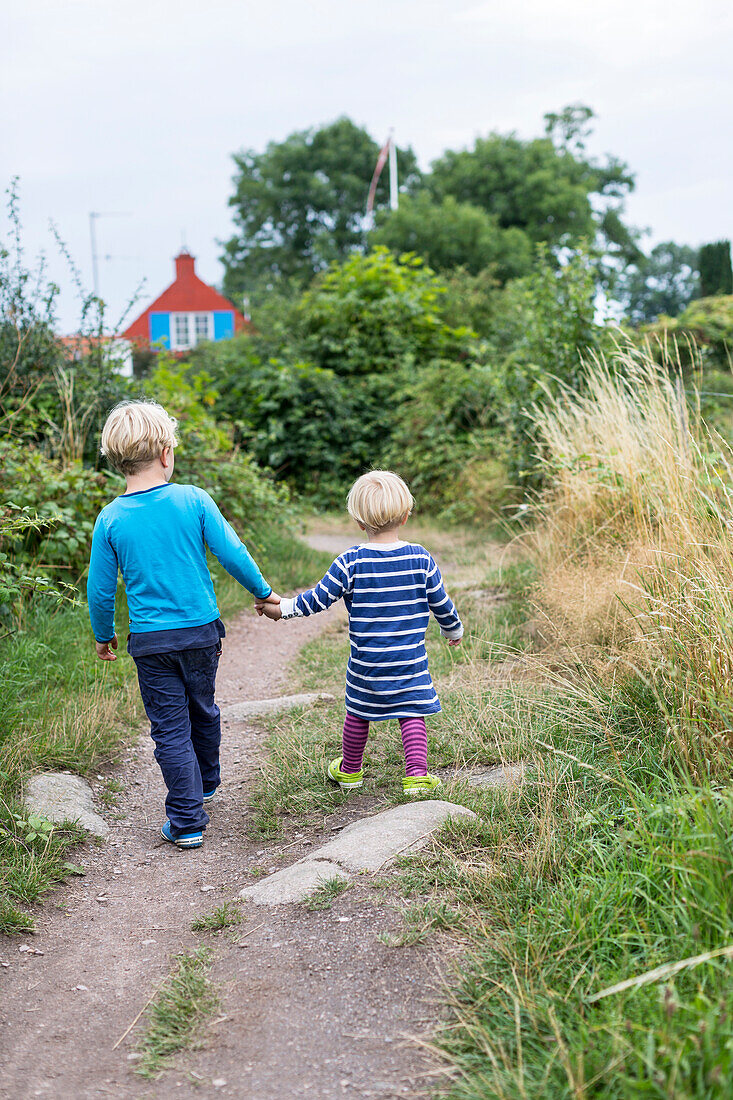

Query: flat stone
449 764 527 788
310 800 476 873
222 693 335 721
241 860 349 906
25 773 109 839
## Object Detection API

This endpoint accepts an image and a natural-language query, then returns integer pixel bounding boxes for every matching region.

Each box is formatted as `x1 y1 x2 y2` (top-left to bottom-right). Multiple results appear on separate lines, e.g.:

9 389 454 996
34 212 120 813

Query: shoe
327 757 364 792
203 789 217 804
160 820 203 849
402 774 441 797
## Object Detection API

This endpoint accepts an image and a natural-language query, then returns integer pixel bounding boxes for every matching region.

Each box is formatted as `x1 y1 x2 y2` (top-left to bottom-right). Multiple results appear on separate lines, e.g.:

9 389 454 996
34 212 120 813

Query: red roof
122 251 247 344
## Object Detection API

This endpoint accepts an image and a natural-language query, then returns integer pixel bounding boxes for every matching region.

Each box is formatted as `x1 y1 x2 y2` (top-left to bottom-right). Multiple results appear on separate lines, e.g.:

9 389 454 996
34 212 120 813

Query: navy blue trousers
133 644 221 836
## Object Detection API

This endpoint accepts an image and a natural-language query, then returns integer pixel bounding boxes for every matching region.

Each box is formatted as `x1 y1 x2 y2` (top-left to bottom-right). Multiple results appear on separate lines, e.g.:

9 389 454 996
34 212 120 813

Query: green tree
615 241 700 324
429 105 637 271
372 193 533 281
699 241 733 298
222 117 420 296
296 246 470 375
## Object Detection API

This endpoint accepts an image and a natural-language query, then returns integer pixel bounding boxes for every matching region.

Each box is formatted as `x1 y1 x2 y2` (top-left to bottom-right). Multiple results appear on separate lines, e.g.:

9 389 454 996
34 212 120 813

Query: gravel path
0 543 447 1099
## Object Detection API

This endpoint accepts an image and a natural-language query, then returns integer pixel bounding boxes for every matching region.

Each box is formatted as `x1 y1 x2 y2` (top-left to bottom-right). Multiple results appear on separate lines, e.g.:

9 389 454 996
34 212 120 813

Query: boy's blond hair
347 470 414 534
100 400 179 476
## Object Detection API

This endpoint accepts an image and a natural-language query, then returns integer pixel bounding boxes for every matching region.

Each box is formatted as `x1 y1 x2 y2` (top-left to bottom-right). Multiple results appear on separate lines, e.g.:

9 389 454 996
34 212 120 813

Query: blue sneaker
203 789 217 804
160 820 203 849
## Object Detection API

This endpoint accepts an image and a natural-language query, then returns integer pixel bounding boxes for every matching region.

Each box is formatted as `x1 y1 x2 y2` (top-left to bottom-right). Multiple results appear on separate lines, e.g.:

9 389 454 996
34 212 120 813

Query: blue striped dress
279 541 463 721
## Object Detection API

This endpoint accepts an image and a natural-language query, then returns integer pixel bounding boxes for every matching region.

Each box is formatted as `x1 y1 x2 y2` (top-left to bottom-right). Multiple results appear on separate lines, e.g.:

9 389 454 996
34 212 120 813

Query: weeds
303 876 350 911
134 948 218 1078
191 901 242 933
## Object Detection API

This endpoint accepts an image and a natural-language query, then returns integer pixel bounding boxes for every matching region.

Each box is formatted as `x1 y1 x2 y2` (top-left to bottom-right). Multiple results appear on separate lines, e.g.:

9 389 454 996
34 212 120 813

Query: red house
122 250 247 351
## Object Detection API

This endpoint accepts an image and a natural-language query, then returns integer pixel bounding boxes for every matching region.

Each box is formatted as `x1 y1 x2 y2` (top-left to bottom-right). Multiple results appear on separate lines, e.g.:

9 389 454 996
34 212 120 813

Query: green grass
0 597 138 933
191 901 242 933
385 671 733 1099
134 947 219 1078
303 875 350 911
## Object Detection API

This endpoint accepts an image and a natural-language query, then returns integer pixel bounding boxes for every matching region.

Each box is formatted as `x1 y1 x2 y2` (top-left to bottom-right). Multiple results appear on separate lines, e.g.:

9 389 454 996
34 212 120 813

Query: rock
222 693 335 721
312 800 475 872
447 764 527 788
24 773 109 839
240 800 475 906
241 860 349 906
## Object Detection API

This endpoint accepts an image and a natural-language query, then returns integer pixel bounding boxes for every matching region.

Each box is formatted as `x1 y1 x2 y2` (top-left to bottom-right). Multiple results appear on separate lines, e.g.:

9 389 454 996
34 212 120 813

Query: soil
0 525 458 1100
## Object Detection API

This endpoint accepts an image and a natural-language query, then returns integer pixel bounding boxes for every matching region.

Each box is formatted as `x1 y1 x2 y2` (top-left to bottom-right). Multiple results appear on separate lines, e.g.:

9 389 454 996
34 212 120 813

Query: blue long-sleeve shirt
87 483 271 642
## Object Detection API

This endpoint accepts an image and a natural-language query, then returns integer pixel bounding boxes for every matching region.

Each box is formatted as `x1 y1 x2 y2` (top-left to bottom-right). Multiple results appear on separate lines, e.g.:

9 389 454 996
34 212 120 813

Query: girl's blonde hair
347 470 414 533
100 400 179 475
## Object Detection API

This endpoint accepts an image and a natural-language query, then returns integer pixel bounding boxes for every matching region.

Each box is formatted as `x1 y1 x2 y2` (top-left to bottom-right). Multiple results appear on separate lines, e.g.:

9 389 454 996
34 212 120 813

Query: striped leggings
342 713 427 777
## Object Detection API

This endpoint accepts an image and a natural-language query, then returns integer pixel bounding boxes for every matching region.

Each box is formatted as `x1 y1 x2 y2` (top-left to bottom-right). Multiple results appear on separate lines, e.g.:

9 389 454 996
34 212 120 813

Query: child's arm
199 490 272 599
426 554 463 645
255 555 350 621
87 514 120 660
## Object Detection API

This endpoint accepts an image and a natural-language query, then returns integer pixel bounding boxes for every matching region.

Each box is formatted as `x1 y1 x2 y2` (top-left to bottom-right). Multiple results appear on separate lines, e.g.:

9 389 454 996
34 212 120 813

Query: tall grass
531 340 733 775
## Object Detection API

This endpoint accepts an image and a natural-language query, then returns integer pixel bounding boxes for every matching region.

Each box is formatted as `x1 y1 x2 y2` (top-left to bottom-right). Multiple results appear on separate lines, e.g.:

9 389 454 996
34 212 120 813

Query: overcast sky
3 0 732 331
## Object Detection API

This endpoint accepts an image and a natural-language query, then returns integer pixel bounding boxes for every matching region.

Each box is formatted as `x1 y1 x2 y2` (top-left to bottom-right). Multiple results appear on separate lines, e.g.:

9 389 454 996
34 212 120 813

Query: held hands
96 635 118 661
255 591 282 621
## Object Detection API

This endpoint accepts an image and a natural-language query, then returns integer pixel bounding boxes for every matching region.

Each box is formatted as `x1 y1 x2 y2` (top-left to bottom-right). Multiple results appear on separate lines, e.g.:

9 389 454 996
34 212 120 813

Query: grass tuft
134 948 218 1078
302 876 350 911
191 901 242 933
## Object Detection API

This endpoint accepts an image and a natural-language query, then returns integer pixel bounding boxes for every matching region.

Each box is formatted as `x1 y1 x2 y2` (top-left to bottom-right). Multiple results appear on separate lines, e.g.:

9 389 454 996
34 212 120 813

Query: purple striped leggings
342 713 428 777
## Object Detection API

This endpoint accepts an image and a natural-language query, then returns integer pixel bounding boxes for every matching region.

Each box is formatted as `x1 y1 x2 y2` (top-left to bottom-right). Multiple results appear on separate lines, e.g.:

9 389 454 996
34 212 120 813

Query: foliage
615 240 700 324
372 193 532 281
296 247 471 374
222 117 421 294
645 294 733 367
384 359 510 521
699 239 733 298
429 104 638 271
0 439 120 606
195 250 476 501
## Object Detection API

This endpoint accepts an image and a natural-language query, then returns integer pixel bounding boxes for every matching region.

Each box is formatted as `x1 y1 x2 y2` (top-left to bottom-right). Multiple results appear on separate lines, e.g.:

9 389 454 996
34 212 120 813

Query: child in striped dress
255 471 463 795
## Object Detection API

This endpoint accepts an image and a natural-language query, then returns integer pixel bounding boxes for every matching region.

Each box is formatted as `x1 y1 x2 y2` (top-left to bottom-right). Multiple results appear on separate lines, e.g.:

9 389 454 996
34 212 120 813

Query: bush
645 295 733 367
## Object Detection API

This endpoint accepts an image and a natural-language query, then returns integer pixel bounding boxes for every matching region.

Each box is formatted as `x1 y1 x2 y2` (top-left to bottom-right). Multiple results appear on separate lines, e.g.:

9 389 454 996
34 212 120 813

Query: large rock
313 800 475 873
25 773 109 839
222 693 335 721
240 800 475 906
241 860 348 906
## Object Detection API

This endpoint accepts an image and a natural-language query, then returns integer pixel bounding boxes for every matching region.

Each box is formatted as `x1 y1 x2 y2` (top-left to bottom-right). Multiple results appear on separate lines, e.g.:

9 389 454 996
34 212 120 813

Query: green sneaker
327 757 364 792
402 774 441 797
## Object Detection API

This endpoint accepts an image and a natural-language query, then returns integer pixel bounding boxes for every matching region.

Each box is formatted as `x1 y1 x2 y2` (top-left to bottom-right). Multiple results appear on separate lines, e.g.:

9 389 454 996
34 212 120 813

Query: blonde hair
347 470 414 534
100 400 179 475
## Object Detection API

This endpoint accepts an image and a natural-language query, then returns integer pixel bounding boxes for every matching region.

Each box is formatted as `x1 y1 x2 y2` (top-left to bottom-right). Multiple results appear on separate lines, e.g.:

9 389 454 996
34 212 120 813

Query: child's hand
447 638 462 647
255 591 282 620
96 635 118 661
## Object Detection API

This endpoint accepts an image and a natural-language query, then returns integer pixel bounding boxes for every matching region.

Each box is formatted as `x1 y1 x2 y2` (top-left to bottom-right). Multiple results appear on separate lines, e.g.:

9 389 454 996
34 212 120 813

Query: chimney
174 250 196 281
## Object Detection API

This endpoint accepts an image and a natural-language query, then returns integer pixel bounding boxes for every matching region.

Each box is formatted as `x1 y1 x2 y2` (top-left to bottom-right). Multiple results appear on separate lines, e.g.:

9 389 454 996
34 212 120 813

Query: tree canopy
372 193 532 282
222 117 420 297
428 106 638 267
616 241 700 324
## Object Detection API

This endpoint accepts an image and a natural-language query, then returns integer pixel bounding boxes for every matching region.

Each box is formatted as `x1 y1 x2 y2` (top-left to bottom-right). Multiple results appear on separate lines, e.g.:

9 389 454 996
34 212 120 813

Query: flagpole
388 130 398 211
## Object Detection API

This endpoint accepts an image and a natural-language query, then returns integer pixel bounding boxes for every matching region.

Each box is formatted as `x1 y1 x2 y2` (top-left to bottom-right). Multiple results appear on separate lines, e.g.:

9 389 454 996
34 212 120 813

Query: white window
172 313 190 350
194 313 211 344
170 312 214 350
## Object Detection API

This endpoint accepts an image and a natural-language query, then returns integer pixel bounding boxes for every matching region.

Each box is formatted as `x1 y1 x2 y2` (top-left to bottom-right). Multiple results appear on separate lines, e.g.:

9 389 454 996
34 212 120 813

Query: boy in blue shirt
87 400 277 849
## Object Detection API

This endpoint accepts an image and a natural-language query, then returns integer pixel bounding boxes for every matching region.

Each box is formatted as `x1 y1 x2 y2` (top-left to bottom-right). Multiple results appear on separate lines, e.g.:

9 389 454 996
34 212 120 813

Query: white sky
3 0 732 331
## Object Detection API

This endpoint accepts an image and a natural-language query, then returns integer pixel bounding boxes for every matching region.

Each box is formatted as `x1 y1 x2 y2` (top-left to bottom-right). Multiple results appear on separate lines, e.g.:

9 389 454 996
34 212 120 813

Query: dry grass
529 339 733 773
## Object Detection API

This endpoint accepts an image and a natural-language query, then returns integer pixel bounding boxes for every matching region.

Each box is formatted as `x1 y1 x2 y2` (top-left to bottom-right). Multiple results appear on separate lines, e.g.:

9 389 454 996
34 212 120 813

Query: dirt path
0 526 457 1100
